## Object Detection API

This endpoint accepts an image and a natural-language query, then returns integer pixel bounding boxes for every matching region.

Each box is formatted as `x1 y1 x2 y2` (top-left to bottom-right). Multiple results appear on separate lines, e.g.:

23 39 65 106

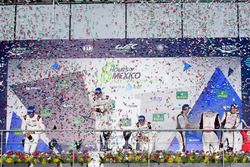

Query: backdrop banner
0 38 249 152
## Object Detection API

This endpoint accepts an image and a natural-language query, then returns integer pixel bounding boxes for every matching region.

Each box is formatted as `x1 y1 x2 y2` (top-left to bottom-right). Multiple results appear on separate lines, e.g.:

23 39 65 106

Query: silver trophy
48 138 58 150
74 139 82 151
136 133 142 151
123 131 132 150
101 131 112 151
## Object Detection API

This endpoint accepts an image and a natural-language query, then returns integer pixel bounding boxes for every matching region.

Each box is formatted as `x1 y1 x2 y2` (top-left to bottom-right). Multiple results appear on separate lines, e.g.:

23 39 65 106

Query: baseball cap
231 104 239 109
138 115 145 122
27 105 35 115
182 104 191 110
95 87 102 94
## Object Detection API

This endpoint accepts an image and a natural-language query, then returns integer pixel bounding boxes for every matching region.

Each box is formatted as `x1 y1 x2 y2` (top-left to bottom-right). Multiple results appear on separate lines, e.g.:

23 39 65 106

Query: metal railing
0 0 249 5
0 128 248 167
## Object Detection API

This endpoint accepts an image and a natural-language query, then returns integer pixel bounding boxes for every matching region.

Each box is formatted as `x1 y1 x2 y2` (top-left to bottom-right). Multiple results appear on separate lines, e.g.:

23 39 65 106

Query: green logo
67 141 76 150
111 100 116 110
14 128 22 136
217 90 228 98
41 109 52 117
59 80 70 89
153 113 165 122
100 62 116 84
176 91 188 99
120 118 131 126
245 57 250 68
73 117 82 125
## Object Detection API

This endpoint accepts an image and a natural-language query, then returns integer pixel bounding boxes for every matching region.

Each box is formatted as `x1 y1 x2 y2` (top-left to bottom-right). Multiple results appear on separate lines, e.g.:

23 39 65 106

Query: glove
25 132 32 137
182 146 186 152
22 139 25 147
96 108 102 113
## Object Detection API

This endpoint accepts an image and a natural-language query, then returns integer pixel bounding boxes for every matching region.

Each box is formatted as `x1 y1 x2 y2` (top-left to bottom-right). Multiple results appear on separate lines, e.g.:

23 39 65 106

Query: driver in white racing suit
200 111 220 153
22 105 45 154
176 104 191 152
91 88 113 151
21 106 59 154
220 104 240 152
135 115 154 152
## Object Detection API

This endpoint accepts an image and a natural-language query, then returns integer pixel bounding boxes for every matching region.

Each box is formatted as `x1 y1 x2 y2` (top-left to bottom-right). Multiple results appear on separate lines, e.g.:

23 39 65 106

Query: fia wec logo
115 43 138 51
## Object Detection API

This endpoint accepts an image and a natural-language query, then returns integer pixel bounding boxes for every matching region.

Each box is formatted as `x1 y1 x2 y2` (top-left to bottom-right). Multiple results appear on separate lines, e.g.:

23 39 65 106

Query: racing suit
92 95 113 151
136 121 153 152
241 130 250 153
221 111 240 150
21 114 45 154
176 112 189 152
200 111 220 153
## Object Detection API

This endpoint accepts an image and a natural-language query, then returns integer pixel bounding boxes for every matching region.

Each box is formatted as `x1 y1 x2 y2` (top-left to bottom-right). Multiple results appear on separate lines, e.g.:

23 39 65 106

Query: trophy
102 131 112 151
75 140 83 150
136 132 149 151
136 133 142 151
27 135 34 142
123 131 132 150
49 139 58 150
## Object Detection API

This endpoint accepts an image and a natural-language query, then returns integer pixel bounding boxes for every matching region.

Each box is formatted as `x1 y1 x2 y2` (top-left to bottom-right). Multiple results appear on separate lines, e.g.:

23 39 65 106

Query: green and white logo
120 118 132 126
153 113 165 122
41 109 52 117
245 58 250 68
100 62 116 84
176 91 188 99
59 80 70 89
14 128 22 136
73 117 82 125
217 90 228 98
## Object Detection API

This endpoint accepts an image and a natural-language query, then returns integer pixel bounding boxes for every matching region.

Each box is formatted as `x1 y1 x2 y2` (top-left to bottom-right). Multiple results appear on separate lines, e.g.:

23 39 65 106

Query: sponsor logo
153 113 165 122
26 87 41 90
73 117 82 125
8 47 28 56
101 61 141 84
62 103 74 108
14 128 22 136
189 139 200 142
123 102 138 108
245 57 250 68
176 91 188 99
120 118 132 126
156 44 165 51
41 109 52 117
110 85 125 89
216 90 228 98
216 45 238 53
150 96 162 102
114 43 138 52
59 80 70 88
81 45 93 52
